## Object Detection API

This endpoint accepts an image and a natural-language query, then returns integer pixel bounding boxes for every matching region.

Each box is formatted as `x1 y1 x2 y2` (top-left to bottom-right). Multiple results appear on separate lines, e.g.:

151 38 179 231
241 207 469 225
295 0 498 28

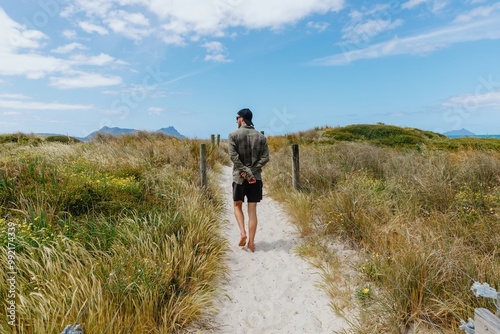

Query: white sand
212 166 350 333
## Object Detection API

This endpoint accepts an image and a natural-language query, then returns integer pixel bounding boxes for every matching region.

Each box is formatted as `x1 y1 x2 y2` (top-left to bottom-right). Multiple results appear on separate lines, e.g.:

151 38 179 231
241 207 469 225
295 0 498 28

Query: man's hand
241 171 257 184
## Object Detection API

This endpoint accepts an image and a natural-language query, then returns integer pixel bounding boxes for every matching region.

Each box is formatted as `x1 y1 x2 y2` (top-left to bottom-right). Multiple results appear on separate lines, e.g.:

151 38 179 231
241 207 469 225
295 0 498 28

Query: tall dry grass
0 133 229 333
265 138 500 333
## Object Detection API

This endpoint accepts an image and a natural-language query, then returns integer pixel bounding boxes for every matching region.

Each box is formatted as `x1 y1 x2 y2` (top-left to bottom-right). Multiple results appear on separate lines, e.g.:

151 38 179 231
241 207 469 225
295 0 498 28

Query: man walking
228 108 270 252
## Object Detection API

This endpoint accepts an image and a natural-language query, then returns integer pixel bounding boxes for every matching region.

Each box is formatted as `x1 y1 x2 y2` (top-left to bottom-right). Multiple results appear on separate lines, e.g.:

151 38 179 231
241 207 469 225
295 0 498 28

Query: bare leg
234 201 247 245
247 202 258 252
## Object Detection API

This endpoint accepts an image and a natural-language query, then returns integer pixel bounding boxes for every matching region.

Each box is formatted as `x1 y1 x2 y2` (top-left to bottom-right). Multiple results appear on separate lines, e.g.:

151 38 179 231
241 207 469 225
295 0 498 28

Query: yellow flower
362 288 370 295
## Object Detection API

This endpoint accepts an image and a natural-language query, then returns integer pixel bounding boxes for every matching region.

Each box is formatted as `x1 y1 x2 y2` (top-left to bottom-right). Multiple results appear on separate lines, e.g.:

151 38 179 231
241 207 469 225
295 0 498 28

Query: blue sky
1 0 500 138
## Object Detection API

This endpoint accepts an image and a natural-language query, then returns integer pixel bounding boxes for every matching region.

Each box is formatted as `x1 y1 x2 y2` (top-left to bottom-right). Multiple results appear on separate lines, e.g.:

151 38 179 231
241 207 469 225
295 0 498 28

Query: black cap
237 108 254 126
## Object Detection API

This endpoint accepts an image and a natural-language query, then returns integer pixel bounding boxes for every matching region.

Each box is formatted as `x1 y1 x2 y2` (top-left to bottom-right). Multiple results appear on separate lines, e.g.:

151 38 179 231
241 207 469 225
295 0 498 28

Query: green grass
265 127 500 333
0 133 229 333
0 133 42 145
44 135 81 144
429 137 500 151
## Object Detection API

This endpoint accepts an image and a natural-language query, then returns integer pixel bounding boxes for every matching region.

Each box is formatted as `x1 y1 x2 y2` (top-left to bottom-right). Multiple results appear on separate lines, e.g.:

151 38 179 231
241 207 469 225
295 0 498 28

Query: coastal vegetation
265 125 500 333
1 124 499 333
0 133 228 333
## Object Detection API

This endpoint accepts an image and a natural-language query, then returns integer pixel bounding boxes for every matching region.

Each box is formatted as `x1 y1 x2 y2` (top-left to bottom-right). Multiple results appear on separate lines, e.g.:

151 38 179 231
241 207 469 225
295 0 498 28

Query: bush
45 135 81 144
322 124 445 147
0 133 42 145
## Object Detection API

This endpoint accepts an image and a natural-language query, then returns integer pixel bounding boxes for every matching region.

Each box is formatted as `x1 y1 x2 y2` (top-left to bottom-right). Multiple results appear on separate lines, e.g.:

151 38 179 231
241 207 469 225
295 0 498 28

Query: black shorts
232 180 263 203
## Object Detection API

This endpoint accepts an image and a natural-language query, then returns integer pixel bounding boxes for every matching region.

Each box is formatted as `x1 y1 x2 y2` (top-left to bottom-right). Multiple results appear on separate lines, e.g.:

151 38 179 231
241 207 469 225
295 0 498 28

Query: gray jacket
228 125 270 184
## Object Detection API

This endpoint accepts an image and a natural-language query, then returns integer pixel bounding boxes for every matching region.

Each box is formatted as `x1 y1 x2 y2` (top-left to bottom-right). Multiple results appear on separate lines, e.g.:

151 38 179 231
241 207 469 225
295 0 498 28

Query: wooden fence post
292 144 300 190
217 134 220 147
210 134 215 146
475 308 500 334
200 144 207 189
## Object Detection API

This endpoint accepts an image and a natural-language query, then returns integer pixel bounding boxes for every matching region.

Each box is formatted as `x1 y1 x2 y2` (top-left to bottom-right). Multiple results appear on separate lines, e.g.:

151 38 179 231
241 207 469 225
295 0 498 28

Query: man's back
229 126 267 166
228 125 269 184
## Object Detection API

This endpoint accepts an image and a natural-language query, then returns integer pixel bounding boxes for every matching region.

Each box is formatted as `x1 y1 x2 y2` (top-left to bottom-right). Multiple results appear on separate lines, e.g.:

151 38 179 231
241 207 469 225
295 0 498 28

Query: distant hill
444 128 476 137
81 126 185 141
155 127 185 138
318 124 446 147
284 124 500 151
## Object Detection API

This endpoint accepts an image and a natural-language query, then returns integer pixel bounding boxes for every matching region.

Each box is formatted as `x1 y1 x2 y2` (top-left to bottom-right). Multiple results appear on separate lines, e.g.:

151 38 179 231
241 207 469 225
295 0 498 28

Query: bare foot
238 236 247 247
247 242 255 252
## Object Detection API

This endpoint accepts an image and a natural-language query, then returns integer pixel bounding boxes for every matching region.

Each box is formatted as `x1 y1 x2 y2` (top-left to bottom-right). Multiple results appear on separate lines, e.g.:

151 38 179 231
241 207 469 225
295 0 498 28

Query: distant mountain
444 128 476 137
38 132 69 137
155 126 185 139
81 126 185 141
83 126 135 140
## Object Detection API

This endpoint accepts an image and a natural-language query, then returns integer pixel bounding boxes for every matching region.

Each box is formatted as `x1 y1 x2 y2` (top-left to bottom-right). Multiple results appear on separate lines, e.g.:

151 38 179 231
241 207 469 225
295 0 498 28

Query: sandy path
212 166 350 334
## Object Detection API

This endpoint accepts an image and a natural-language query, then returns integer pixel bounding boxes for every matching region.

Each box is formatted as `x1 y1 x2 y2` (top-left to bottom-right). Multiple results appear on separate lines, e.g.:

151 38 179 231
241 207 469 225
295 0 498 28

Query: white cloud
148 107 164 115
312 15 500 66
0 52 70 79
63 0 345 43
203 41 225 54
62 30 78 39
433 0 451 12
342 19 403 43
202 41 232 63
402 0 430 9
161 33 186 46
111 10 149 26
2 111 22 116
402 0 450 13
307 21 329 33
442 91 500 110
102 70 200 97
69 53 127 66
454 3 500 22
341 5 404 44
0 93 29 100
349 3 391 17
103 84 167 98
0 98 93 111
0 9 127 89
0 8 47 53
219 0 344 30
65 0 115 18
51 42 88 54
204 54 231 63
49 72 123 89
78 21 109 35
0 48 125 81
104 10 152 40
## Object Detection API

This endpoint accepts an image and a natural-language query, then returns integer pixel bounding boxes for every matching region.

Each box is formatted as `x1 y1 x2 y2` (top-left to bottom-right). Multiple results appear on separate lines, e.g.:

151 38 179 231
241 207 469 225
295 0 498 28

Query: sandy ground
212 166 351 334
